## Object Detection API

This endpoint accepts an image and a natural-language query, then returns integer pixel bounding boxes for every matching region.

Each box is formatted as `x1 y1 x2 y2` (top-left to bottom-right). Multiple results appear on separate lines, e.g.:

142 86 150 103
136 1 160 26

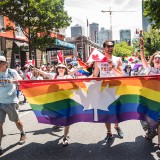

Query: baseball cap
0 56 6 62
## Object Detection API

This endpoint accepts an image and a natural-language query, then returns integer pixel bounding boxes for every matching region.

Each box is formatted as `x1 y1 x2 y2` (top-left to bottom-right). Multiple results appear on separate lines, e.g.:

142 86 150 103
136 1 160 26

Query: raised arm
32 68 54 80
139 37 149 68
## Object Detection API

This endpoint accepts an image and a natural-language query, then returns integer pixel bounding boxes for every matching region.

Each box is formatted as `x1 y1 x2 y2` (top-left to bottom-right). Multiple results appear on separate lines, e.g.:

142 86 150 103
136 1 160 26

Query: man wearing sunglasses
93 40 124 143
0 56 26 155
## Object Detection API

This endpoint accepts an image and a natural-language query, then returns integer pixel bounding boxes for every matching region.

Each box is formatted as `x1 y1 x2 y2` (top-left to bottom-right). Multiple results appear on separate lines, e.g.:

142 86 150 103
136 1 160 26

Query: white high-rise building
97 27 110 47
89 22 99 43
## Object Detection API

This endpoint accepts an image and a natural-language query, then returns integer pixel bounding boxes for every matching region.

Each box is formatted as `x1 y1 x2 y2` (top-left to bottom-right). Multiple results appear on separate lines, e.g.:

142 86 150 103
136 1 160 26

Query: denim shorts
0 103 19 123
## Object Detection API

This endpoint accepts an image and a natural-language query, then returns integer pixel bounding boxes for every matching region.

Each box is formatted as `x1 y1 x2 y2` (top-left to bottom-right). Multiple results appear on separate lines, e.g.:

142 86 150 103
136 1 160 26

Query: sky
64 0 142 40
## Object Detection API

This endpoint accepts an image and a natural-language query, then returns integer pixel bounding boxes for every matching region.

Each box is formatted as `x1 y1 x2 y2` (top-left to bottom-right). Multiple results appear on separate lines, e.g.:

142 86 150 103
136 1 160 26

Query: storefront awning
46 39 75 51
14 41 28 47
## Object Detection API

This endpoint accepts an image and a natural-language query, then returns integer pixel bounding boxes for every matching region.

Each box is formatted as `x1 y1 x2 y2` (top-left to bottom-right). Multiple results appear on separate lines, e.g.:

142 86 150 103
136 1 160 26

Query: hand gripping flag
86 48 107 63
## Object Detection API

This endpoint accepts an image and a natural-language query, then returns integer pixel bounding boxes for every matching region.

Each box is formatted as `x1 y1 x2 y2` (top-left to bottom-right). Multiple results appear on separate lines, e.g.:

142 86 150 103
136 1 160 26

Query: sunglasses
154 57 160 60
58 67 65 69
106 45 114 48
0 61 6 64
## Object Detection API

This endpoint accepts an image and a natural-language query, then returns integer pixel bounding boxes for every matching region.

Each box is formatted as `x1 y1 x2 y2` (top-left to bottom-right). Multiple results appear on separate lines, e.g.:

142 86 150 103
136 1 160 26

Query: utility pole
101 7 135 41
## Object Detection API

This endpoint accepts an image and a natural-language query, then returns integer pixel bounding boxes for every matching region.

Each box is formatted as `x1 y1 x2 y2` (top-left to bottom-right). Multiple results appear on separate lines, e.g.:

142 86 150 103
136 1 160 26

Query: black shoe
0 147 3 156
115 127 124 138
52 125 61 130
104 133 113 143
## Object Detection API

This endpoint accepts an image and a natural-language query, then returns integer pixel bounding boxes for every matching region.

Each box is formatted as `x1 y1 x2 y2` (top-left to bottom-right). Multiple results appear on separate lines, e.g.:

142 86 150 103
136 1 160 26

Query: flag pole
86 17 89 40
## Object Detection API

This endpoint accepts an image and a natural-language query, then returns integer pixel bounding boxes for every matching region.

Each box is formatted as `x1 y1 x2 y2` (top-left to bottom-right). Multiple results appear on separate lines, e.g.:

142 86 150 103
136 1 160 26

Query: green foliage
143 0 160 29
113 41 134 58
0 0 72 58
132 29 160 56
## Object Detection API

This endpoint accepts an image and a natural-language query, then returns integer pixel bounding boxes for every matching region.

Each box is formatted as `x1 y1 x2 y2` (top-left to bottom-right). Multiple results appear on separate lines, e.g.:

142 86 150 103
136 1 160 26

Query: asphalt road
1 103 160 160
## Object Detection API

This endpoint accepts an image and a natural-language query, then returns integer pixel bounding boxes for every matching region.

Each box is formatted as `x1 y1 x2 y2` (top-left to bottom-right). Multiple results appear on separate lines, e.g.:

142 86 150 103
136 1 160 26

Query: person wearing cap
93 40 124 143
0 56 26 155
32 63 72 146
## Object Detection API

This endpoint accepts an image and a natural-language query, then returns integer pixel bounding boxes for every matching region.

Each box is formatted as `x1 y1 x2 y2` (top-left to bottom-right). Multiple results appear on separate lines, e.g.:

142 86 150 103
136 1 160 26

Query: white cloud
64 0 142 40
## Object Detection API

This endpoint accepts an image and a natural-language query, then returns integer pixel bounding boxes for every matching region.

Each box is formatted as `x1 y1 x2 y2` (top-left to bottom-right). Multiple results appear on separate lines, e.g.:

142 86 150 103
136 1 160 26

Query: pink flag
57 51 64 63
86 48 107 63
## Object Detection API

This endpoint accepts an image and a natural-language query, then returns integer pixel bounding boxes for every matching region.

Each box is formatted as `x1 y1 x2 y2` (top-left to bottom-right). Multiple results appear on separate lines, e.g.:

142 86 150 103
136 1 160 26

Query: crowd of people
0 37 160 155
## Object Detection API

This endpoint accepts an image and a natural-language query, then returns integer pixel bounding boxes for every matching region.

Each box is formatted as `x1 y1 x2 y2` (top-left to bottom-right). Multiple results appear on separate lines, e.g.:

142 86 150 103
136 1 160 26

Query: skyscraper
71 24 84 38
89 22 99 43
120 29 131 44
97 27 110 47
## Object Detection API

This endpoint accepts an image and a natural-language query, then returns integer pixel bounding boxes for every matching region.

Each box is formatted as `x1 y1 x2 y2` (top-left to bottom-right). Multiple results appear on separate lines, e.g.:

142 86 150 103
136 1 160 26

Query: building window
0 16 4 32
15 22 24 37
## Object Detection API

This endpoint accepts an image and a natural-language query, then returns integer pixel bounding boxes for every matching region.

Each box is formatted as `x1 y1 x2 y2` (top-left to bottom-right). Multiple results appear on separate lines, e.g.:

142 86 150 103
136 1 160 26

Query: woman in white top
55 64 72 146
33 63 72 146
140 37 160 149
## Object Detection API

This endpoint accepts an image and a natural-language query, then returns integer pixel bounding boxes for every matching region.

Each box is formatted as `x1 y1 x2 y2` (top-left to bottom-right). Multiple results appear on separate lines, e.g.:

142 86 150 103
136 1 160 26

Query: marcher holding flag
139 32 160 150
93 40 124 143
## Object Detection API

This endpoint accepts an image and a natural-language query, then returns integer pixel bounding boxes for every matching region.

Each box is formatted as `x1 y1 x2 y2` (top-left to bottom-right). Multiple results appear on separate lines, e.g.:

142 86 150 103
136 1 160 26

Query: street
1 103 160 160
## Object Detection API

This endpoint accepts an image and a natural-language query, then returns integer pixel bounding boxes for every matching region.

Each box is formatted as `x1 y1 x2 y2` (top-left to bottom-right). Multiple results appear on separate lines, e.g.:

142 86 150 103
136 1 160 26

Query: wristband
112 64 115 69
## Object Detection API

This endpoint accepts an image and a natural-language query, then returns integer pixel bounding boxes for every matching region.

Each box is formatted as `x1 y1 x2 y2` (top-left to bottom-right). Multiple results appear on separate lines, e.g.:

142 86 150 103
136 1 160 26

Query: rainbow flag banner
19 76 160 126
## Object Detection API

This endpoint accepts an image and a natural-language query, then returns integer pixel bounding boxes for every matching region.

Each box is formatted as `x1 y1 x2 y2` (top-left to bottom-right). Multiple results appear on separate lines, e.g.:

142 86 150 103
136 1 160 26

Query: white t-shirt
0 68 22 104
145 66 160 75
55 75 72 79
31 76 43 80
97 55 120 77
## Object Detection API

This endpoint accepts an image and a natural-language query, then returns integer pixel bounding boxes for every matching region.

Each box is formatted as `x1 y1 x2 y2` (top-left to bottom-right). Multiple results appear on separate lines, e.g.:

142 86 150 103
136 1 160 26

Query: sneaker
19 133 27 144
62 138 68 146
0 147 3 156
115 127 124 138
145 130 157 140
104 133 113 143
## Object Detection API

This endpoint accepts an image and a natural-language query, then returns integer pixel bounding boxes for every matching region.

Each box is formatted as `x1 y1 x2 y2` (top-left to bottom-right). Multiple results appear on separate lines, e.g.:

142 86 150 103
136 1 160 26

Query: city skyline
64 0 142 40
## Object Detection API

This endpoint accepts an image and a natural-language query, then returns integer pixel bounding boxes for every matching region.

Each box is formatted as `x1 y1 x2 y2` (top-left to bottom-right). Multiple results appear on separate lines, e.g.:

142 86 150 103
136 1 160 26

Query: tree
143 0 160 29
0 0 72 61
113 41 134 58
132 29 160 57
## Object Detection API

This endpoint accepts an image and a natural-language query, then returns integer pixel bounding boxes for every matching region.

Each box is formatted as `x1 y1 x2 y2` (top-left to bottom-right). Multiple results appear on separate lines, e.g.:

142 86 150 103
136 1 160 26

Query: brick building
0 15 65 68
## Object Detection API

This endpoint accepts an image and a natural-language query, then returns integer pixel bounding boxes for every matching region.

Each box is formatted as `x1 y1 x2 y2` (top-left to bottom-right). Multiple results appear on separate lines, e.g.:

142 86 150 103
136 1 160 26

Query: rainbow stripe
19 76 160 126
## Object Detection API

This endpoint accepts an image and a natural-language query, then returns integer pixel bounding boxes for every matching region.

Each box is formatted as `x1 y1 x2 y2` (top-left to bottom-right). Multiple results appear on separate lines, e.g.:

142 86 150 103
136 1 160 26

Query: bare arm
32 68 53 79
68 67 83 76
93 62 100 77
139 37 148 68
108 59 124 76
